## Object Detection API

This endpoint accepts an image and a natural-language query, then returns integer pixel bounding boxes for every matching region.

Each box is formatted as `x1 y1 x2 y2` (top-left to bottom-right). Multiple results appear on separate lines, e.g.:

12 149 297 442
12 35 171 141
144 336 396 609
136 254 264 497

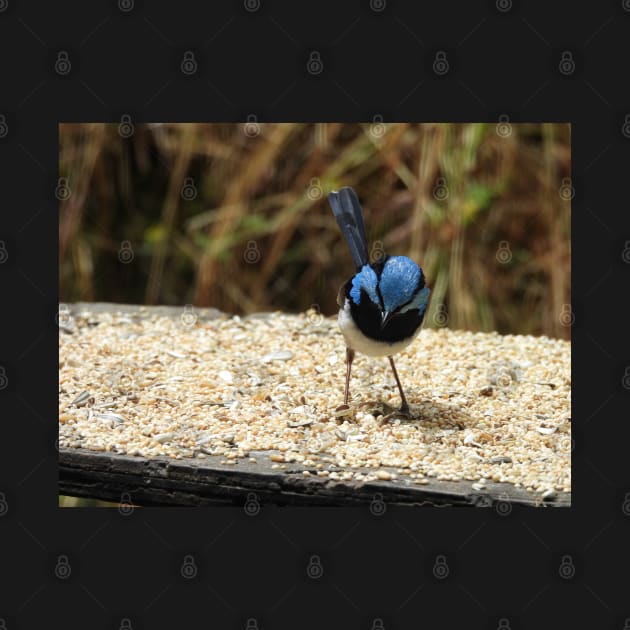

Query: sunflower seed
166 350 186 358
334 404 352 418
93 401 118 409
94 413 125 424
71 391 92 407
288 419 313 428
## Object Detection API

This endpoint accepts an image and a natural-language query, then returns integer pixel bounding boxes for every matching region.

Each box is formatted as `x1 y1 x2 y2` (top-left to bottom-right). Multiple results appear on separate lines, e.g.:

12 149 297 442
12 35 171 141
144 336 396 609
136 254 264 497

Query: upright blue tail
328 186 369 271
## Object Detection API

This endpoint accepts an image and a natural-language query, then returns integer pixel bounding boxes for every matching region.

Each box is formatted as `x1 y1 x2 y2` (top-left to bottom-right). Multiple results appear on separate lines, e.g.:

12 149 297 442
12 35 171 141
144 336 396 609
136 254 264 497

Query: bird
328 186 430 415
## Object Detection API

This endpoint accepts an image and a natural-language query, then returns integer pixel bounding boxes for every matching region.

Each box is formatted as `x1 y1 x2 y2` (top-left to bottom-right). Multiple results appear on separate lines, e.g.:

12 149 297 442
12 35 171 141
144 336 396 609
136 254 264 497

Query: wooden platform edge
59 448 570 508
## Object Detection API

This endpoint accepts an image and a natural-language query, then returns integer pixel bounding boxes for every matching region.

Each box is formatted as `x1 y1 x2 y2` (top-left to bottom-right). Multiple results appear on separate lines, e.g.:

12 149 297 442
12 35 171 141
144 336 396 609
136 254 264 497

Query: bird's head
349 255 430 328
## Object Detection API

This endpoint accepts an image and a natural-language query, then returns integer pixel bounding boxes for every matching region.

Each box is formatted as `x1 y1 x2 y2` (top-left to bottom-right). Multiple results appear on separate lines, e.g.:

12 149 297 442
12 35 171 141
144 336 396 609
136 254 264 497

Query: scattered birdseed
58 308 571 496
376 470 395 481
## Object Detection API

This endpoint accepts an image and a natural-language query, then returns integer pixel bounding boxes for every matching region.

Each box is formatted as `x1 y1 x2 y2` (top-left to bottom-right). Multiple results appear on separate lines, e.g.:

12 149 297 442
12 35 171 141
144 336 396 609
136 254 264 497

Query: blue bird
328 186 430 415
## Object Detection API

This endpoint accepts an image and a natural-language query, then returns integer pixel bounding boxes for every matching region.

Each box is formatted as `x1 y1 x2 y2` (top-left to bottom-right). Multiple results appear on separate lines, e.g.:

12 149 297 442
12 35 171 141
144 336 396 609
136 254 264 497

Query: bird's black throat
344 278 426 343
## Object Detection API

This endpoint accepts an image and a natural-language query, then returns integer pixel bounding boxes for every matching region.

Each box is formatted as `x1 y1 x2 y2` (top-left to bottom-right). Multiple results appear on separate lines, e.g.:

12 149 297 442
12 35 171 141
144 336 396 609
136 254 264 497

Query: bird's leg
344 347 355 406
388 355 410 415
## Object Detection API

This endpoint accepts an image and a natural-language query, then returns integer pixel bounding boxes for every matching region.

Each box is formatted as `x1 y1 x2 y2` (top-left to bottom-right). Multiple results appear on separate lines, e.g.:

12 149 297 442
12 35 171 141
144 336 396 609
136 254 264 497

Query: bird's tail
327 186 369 270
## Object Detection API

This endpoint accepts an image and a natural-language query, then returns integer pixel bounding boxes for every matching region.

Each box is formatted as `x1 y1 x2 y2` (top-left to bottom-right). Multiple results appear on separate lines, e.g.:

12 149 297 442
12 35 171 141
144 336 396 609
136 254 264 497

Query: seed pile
59 306 571 497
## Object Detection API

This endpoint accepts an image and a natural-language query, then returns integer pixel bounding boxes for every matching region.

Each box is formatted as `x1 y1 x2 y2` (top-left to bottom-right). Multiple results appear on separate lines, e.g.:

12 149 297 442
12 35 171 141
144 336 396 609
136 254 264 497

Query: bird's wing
328 186 369 270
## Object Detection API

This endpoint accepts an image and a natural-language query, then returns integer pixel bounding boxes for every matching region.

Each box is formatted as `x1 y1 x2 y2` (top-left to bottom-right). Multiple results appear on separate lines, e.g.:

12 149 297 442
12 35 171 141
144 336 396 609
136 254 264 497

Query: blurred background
59 121 571 340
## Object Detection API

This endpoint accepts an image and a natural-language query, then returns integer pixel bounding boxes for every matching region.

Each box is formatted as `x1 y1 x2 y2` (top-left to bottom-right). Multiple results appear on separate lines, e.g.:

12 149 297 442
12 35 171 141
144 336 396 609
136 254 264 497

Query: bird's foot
379 403 414 424
333 403 355 422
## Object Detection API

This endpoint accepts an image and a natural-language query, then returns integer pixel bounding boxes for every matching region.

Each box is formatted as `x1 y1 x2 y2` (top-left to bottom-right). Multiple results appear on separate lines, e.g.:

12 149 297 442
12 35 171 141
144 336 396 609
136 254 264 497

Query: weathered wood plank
59 448 570 507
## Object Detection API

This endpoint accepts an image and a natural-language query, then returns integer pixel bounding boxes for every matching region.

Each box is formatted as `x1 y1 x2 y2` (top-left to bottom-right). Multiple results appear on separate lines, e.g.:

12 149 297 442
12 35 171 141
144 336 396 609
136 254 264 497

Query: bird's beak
380 310 394 330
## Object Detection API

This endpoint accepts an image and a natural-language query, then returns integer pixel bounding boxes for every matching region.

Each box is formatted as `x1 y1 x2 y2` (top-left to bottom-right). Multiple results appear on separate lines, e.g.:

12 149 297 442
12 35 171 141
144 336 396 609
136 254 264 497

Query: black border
1 1 629 628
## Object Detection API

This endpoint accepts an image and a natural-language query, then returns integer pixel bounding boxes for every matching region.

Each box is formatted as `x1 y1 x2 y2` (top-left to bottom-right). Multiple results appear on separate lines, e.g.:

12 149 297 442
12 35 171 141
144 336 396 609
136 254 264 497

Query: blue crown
349 256 426 313
379 256 423 312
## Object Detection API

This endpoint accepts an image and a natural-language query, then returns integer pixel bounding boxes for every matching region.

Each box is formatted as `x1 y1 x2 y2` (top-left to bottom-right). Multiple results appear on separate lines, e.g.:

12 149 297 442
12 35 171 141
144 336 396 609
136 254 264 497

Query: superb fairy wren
328 187 430 415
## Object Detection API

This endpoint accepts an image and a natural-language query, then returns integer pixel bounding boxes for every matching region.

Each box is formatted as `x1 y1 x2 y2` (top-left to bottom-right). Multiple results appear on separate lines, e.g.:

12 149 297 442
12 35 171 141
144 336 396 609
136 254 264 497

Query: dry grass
59 122 571 338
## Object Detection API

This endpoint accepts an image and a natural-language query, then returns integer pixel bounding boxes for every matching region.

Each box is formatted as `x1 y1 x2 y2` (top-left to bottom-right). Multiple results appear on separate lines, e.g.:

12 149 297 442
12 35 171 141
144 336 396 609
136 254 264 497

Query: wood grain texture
59 447 570 507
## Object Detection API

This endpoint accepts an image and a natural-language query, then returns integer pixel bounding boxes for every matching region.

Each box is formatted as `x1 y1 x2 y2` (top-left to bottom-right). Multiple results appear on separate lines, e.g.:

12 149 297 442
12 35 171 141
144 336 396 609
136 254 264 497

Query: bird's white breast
338 299 420 357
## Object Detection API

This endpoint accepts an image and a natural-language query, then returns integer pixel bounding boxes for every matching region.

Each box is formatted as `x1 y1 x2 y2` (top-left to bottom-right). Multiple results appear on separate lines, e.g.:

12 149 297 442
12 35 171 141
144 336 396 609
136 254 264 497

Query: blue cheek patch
349 277 362 304
350 265 379 306
400 286 430 317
